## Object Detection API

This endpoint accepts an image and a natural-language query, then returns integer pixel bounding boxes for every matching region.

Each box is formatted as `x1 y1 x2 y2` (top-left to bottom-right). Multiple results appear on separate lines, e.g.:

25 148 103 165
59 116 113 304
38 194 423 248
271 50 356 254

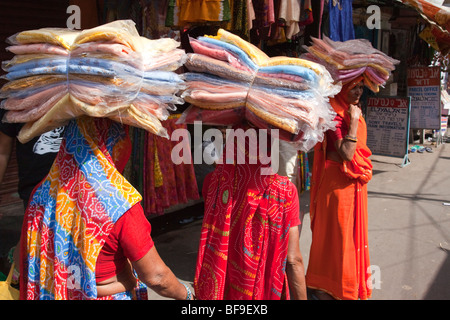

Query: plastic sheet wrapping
1 20 187 142
178 29 339 152
6 27 80 50
303 36 400 92
6 44 69 56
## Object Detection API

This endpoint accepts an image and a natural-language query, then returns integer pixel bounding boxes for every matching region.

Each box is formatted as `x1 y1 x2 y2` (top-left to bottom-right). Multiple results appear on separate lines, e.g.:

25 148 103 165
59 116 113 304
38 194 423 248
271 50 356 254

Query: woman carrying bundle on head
306 76 373 300
19 117 194 300
194 123 307 300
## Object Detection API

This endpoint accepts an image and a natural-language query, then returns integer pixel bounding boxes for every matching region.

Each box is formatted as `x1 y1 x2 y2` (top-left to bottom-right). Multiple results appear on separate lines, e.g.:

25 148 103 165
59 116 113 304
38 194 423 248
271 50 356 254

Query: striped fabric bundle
178 29 339 152
1 20 187 142
303 36 400 92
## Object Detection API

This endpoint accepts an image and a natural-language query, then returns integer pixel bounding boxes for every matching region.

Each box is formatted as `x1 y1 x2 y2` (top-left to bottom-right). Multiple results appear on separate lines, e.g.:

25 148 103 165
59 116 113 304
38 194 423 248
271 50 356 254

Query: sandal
425 147 433 153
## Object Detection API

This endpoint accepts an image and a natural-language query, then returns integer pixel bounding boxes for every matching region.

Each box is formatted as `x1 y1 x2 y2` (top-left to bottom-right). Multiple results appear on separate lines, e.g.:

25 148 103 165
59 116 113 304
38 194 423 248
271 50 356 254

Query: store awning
396 0 450 54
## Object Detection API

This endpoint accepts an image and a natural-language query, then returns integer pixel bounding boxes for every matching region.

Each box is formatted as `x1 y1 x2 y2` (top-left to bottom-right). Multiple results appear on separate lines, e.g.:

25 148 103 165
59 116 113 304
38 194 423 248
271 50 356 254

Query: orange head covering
311 74 372 203
332 75 365 118
331 75 372 184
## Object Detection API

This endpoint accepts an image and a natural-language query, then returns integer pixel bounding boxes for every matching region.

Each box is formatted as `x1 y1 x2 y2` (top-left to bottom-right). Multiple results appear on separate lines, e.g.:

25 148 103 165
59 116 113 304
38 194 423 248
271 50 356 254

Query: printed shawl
308 78 373 299
20 117 142 300
194 129 295 300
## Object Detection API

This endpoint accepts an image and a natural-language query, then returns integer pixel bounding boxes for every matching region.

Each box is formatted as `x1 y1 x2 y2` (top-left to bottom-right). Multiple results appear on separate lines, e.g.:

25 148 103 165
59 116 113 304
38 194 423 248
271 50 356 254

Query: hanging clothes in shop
299 0 314 27
278 0 302 40
100 0 134 24
267 0 316 46
303 0 325 46
251 0 275 40
143 115 200 216
166 0 231 27
297 151 311 194
165 0 179 27
123 116 199 216
125 126 146 195
265 0 286 45
138 0 162 39
99 0 177 39
226 0 253 40
328 0 355 41
246 0 256 38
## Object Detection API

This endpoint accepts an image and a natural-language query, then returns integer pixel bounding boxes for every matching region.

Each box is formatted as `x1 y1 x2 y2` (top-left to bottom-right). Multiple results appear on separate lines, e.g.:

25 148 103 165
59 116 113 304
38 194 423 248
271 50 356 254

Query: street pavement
363 140 450 300
1 137 449 300
150 137 450 300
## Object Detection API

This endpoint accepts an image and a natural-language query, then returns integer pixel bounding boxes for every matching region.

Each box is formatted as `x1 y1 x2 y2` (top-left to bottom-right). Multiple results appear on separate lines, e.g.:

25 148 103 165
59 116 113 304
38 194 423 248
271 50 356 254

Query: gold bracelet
344 135 358 143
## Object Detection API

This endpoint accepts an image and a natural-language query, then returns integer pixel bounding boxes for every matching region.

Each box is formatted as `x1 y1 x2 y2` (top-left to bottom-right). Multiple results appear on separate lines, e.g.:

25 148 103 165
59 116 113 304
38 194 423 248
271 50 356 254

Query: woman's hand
348 104 361 122
334 104 361 162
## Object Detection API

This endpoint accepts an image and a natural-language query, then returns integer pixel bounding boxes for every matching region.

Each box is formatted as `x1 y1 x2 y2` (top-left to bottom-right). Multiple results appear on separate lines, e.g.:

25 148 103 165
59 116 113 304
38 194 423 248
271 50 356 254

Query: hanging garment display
297 151 310 194
124 115 200 216
143 115 200 216
165 0 231 27
228 0 253 40
328 0 355 41
278 0 302 39
299 0 314 27
251 0 276 40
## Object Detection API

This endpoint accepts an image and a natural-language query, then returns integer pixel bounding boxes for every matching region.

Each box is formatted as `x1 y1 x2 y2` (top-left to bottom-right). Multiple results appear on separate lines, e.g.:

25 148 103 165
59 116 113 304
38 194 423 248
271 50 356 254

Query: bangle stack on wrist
182 282 194 300
344 135 358 143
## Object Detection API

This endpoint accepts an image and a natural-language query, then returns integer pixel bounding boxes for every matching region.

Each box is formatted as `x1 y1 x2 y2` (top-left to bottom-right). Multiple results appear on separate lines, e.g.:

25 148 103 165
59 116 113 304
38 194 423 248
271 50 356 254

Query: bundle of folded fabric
178 29 340 152
1 20 187 142
303 36 400 92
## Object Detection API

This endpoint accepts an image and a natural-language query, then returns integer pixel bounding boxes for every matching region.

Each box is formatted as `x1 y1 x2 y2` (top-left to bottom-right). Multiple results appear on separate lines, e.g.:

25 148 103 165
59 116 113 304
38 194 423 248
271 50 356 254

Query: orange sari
306 82 373 300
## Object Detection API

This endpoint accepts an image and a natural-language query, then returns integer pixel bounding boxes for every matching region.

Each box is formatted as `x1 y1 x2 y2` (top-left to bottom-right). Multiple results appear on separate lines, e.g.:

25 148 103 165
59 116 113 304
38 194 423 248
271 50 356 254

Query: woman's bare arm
286 225 307 300
132 246 192 300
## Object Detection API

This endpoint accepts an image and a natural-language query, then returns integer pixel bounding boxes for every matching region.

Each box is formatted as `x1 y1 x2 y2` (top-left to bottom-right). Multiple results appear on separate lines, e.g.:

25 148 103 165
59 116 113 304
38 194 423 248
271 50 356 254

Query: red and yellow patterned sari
194 127 299 300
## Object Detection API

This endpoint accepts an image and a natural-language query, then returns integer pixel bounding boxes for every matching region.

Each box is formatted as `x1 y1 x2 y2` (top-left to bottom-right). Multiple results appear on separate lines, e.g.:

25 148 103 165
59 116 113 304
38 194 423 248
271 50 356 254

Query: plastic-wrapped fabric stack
0 20 187 143
178 28 340 152
303 36 400 93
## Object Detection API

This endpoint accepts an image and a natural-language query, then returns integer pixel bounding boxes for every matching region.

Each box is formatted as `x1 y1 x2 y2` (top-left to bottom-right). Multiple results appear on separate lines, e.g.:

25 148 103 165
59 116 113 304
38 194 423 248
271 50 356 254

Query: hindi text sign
366 96 411 165
407 66 441 129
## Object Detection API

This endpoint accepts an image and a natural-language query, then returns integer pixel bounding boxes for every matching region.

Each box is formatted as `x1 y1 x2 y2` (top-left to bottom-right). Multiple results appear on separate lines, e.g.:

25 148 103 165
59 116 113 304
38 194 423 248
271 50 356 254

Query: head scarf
20 117 142 300
332 76 372 184
310 75 372 214
340 75 365 101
